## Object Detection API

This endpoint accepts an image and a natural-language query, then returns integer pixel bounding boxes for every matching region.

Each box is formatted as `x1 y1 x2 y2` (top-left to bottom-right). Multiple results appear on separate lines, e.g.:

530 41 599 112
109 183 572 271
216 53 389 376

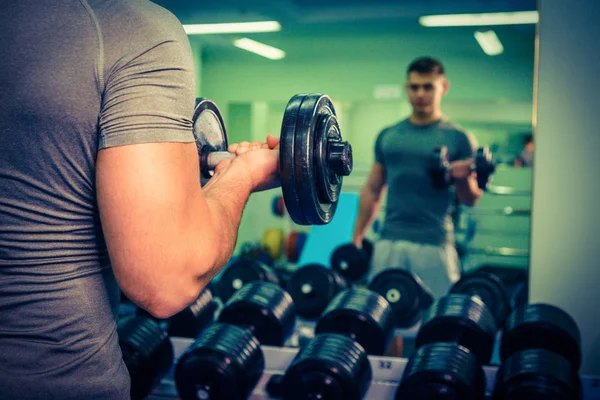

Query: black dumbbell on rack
330 239 374 283
368 268 434 328
494 303 582 399
267 288 395 400
395 293 498 399
429 146 496 190
449 267 512 327
174 281 296 400
286 263 349 320
121 286 217 400
217 257 281 303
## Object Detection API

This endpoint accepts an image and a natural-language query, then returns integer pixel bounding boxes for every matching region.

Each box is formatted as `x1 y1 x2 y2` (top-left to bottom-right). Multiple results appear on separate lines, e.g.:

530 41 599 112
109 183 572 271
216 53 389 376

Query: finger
236 142 250 154
228 143 239 153
266 134 280 150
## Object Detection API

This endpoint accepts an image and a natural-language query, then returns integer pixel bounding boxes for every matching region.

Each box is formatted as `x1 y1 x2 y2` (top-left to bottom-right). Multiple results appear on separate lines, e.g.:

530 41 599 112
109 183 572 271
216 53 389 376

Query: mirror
153 0 537 361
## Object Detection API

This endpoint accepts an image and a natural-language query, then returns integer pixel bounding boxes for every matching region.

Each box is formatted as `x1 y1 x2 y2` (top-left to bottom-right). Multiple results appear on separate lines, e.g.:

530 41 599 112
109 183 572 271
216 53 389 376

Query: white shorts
367 239 461 299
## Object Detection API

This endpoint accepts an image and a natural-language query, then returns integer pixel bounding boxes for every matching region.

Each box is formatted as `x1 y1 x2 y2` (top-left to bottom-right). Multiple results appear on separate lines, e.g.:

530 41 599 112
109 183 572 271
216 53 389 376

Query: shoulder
377 119 409 141
441 119 477 146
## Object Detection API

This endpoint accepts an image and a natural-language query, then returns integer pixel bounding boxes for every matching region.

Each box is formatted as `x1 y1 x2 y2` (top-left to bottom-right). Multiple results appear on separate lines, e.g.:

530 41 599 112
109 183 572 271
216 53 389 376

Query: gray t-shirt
375 118 477 246
0 0 195 399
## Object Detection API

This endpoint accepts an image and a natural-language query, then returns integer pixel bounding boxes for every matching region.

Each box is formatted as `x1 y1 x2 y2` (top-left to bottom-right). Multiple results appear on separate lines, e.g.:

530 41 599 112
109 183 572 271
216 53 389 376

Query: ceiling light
420 11 538 27
233 38 286 60
183 21 281 35
474 30 504 56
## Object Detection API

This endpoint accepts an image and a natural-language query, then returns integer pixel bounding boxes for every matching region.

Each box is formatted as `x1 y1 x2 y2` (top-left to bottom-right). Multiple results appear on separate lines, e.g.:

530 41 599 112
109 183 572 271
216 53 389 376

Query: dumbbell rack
149 334 600 400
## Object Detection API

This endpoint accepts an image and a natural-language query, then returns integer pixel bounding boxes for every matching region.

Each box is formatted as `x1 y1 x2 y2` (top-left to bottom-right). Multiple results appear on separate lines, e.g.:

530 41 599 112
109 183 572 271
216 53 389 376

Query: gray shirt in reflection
375 118 477 246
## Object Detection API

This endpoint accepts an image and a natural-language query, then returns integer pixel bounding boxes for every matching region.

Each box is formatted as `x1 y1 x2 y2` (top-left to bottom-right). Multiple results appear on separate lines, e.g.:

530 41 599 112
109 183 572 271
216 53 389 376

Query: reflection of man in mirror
352 57 483 298
514 134 534 168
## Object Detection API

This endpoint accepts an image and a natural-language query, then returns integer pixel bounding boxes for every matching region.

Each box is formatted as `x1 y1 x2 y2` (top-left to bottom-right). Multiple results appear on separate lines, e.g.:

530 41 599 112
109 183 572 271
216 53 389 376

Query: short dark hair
407 57 445 76
524 134 533 144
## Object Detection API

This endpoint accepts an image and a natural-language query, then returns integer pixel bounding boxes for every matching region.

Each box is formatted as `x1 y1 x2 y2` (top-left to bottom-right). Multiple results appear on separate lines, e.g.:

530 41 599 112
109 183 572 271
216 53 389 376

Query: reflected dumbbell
285 231 308 263
395 342 487 400
286 263 349 319
415 294 498 366
429 146 496 190
493 303 582 400
274 288 394 400
330 239 373 282
217 257 280 303
368 268 434 328
175 281 296 400
449 268 511 327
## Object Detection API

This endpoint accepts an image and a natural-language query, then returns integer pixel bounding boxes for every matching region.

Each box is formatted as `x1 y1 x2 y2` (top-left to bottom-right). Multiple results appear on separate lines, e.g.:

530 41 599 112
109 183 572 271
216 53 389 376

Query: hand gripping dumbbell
267 288 395 400
121 286 217 400
429 146 496 190
174 281 296 400
193 94 353 225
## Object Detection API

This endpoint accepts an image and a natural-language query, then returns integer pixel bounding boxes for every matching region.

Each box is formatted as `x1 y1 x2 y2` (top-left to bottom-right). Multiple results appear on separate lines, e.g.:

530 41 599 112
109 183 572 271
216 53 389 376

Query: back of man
0 0 194 398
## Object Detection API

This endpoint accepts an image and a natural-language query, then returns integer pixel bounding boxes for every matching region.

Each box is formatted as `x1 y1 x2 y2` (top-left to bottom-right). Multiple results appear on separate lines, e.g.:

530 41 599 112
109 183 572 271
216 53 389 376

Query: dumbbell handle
205 151 237 170
202 141 353 176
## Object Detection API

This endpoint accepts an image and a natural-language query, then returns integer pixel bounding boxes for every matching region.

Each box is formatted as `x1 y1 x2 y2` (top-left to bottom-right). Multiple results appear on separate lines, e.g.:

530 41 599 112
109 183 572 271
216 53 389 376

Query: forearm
352 186 383 243
454 175 482 206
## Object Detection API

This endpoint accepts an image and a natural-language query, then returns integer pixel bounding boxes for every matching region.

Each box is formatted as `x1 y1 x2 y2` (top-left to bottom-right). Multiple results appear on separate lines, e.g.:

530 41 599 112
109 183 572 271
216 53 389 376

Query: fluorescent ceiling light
233 38 286 60
183 21 281 35
474 30 504 56
420 11 538 27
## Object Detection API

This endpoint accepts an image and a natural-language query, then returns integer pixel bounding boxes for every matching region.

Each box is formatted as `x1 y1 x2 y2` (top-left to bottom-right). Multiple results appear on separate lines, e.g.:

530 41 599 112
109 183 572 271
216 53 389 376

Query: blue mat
297 193 360 268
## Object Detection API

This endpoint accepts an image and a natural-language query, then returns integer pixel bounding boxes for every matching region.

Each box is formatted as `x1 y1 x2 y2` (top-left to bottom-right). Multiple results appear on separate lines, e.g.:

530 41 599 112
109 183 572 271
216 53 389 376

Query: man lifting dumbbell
0 2 350 399
352 57 483 301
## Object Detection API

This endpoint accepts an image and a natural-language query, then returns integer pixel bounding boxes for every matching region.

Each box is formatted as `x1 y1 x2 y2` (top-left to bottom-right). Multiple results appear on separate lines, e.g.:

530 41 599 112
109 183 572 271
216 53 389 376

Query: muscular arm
451 159 483 206
97 142 253 318
352 162 386 247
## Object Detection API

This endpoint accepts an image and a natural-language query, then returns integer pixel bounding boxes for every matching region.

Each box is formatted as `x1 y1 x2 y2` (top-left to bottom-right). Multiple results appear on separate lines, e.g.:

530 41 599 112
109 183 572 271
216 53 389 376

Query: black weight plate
450 270 511 327
416 294 498 366
280 94 308 225
368 269 424 328
315 288 395 355
193 98 228 186
396 342 486 400
331 243 369 282
283 94 343 225
217 258 280 303
168 286 216 338
218 281 296 346
500 303 581 370
287 264 348 319
175 323 264 400
494 348 582 400
281 333 372 400
314 113 343 205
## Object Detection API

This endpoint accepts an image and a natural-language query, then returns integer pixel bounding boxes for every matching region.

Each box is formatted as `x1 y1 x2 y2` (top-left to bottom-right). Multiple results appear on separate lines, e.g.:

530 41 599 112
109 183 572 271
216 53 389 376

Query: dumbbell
330 238 374 282
217 257 280 303
286 263 349 319
415 294 498 366
368 268 434 328
136 285 217 338
429 146 496 190
117 316 174 400
395 342 487 400
493 303 582 400
194 94 352 225
272 288 394 400
175 281 296 400
449 268 511 327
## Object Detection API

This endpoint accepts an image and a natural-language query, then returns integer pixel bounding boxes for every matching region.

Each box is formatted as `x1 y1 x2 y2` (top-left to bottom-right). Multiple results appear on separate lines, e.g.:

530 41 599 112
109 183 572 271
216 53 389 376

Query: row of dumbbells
118 275 581 400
